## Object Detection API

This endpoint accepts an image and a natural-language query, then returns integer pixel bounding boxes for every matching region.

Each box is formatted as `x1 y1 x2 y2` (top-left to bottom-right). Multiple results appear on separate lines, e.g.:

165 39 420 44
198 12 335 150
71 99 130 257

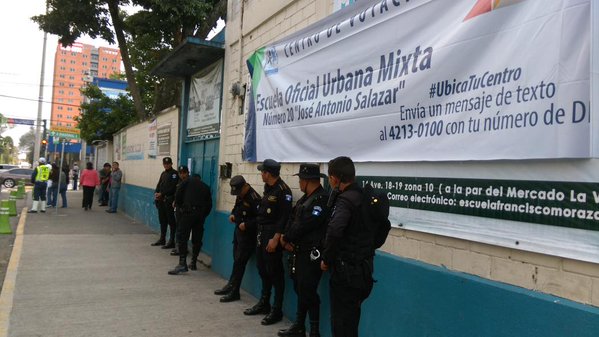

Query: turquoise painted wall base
121 184 599 337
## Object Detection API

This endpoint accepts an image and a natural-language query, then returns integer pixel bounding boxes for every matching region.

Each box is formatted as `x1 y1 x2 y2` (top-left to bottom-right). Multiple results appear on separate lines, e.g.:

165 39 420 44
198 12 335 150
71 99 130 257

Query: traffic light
41 139 47 153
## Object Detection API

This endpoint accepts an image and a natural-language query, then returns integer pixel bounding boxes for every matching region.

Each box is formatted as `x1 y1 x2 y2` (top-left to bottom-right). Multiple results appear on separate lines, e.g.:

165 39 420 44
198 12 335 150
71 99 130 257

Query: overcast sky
0 1 115 147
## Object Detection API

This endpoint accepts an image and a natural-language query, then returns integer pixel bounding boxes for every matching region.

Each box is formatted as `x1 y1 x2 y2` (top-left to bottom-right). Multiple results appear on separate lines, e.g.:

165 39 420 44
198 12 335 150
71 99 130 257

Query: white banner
148 119 157 158
247 0 591 162
188 59 223 138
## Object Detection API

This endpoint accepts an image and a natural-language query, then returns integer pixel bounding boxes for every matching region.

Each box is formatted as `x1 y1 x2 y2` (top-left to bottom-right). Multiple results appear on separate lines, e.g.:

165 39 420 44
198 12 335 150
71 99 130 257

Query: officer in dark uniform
244 159 293 326
321 156 376 337
278 164 329 337
168 166 212 275
214 175 261 302
151 157 179 249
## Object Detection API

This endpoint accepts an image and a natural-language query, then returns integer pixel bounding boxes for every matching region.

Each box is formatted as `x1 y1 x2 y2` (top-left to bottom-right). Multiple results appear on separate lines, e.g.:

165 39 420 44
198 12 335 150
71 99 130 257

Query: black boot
309 320 320 337
277 322 306 336
220 289 240 303
151 238 165 246
162 239 175 249
244 295 271 315
170 248 179 256
168 256 188 275
188 255 198 270
278 308 306 336
214 283 233 295
261 307 283 325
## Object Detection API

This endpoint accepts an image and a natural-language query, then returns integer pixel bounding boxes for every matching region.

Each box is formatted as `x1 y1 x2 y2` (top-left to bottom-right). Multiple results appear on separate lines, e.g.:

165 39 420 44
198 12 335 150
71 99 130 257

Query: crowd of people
153 156 386 337
27 157 122 214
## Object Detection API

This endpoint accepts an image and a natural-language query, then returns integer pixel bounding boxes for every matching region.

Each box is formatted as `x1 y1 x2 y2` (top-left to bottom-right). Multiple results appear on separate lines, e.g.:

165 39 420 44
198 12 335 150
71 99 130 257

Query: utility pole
34 1 49 163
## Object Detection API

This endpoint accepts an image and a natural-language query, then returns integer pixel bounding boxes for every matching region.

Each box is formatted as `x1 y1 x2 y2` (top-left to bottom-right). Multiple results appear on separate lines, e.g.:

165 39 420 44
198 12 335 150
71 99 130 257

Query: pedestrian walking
80 162 100 210
106 162 122 213
214 175 261 302
168 166 212 275
28 157 50 213
278 164 329 337
244 159 293 326
151 157 179 248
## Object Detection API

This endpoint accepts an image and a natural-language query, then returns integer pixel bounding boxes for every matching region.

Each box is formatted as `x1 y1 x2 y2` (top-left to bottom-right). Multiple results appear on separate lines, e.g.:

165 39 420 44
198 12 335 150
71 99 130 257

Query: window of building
68 91 73 96
61 51 66 55
68 83 74 88
60 66 65 71
102 57 108 61
70 68 75 72
70 60 76 64
58 90 64 94
60 58 66 63
57 106 63 110
69 76 75 80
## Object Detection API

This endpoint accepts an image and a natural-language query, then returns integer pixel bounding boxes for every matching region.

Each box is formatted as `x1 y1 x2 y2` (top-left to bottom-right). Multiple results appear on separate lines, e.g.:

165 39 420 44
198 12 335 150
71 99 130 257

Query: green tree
75 85 136 142
19 128 37 164
32 0 226 119
0 136 17 164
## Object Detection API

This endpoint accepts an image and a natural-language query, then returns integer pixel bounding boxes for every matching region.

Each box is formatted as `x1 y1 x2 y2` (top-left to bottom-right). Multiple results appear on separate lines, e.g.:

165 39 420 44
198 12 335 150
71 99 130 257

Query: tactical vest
337 188 376 262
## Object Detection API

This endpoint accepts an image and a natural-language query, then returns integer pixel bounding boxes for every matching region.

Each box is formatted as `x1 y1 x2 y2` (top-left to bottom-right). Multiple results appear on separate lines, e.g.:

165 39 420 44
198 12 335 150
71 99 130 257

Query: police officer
28 157 50 213
151 157 179 248
321 156 376 337
244 159 293 326
168 166 212 275
214 175 261 302
278 164 329 337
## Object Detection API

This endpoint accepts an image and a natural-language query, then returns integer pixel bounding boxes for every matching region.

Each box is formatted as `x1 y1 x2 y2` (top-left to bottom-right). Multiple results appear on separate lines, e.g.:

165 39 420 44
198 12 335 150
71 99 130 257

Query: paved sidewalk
1 190 288 337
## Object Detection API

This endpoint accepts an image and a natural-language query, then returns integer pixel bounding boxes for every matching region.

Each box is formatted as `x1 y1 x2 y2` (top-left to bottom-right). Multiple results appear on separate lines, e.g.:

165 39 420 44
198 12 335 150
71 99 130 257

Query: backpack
362 183 391 249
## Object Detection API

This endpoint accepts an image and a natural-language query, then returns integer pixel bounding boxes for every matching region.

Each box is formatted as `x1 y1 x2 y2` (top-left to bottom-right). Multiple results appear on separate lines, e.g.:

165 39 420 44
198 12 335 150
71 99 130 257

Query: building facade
50 42 121 131
215 1 599 336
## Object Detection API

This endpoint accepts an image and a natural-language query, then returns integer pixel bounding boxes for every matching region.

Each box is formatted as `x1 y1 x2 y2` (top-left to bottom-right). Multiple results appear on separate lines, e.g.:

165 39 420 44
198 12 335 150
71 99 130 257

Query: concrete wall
113 106 179 228
215 1 599 335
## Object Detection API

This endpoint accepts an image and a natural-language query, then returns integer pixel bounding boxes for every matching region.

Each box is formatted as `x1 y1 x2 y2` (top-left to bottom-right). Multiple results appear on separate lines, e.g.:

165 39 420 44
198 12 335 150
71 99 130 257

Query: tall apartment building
50 42 122 132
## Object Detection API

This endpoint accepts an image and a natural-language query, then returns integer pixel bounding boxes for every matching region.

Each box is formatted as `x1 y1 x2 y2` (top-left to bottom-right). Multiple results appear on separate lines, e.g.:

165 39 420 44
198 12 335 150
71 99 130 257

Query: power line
0 94 83 108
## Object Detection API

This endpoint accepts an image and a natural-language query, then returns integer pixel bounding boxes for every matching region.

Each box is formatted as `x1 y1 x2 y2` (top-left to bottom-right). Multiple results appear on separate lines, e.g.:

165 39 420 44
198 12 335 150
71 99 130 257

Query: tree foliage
32 0 226 118
0 136 17 164
19 129 37 166
75 85 136 143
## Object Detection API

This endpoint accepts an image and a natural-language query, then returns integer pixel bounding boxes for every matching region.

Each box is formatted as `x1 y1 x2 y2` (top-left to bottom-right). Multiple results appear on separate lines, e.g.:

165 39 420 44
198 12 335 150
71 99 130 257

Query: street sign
49 131 80 139
50 125 80 134
6 118 35 126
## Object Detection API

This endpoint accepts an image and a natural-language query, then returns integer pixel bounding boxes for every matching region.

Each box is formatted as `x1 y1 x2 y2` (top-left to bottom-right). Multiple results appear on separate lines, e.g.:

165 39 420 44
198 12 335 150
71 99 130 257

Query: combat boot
151 238 165 246
168 256 188 275
244 295 271 315
220 289 240 303
261 307 283 325
277 322 305 336
188 255 198 270
162 239 175 249
278 309 306 336
214 283 233 295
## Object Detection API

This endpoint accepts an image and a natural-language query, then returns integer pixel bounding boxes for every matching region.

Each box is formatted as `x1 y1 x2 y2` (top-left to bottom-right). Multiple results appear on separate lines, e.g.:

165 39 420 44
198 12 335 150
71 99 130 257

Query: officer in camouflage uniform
214 175 261 302
244 159 293 326
279 164 329 337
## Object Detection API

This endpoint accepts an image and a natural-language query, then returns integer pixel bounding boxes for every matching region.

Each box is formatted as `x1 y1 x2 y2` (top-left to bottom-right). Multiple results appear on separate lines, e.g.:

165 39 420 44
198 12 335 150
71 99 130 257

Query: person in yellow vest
29 157 51 213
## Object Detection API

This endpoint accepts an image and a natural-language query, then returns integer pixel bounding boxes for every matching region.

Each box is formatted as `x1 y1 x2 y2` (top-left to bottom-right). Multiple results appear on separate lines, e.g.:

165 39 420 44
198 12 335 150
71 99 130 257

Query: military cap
257 159 281 175
162 157 173 164
229 175 246 195
178 165 189 173
294 163 326 180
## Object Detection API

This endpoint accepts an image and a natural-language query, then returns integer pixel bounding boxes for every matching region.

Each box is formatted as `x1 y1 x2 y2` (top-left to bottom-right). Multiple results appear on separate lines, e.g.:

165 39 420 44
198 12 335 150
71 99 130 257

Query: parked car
0 164 19 172
0 168 33 188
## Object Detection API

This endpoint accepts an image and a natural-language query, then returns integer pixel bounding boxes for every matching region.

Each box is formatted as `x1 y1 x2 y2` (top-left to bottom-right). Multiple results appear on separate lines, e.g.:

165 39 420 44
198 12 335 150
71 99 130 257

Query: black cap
178 165 189 173
163 157 173 164
257 159 281 175
103 162 111 168
294 163 326 180
229 175 246 195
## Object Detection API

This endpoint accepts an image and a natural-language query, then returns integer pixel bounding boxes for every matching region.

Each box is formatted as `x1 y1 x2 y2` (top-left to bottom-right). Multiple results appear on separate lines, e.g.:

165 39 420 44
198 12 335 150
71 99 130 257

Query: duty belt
294 244 321 261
